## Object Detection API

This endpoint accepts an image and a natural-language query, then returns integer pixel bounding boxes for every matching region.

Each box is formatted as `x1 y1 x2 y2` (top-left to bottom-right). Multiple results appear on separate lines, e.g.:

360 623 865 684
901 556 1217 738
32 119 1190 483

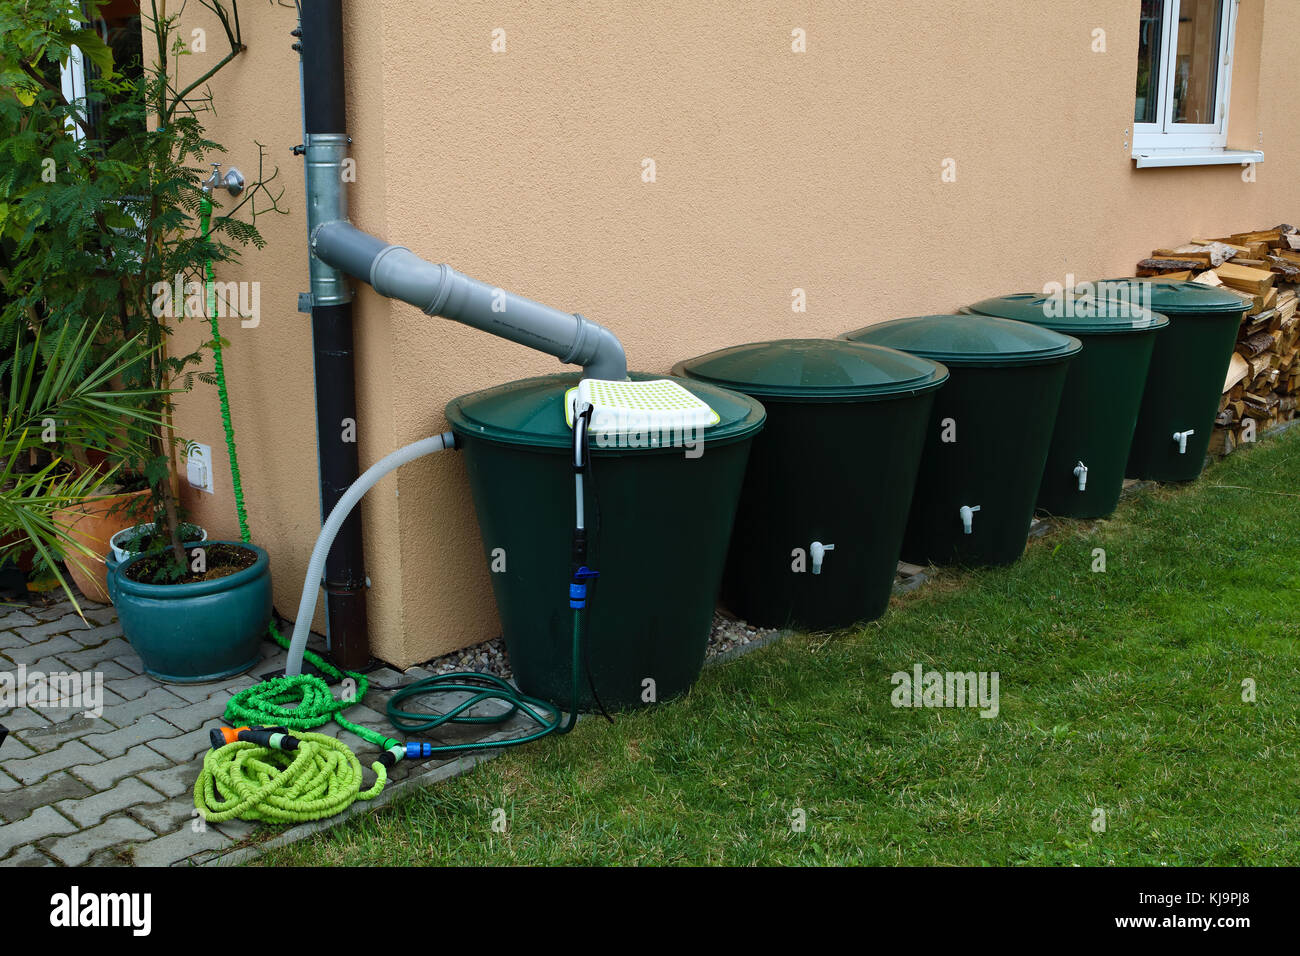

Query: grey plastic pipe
313 221 628 381
284 432 457 678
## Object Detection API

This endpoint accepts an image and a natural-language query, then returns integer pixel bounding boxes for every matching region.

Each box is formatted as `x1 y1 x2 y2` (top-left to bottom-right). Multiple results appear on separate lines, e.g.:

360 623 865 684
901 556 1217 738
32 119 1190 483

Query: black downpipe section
300 1 368 669
300 2 346 132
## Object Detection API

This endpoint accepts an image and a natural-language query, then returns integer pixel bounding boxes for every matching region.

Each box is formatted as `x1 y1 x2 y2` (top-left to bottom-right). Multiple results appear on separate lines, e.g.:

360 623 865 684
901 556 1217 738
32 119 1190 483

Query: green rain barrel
842 315 1080 566
964 292 1169 518
673 340 948 630
1086 279 1248 481
446 372 765 710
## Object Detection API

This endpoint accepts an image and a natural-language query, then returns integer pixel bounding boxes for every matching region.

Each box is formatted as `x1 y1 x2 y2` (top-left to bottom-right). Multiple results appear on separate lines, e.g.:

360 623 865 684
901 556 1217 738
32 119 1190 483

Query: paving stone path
0 599 529 867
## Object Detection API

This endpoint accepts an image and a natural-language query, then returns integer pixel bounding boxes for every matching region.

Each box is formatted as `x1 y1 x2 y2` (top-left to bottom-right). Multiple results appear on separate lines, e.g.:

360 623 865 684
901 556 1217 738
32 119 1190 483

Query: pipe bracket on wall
304 133 353 309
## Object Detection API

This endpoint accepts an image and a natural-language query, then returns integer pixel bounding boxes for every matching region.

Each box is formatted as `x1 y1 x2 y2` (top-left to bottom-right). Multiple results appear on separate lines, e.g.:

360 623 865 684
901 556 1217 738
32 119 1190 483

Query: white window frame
1132 0 1261 167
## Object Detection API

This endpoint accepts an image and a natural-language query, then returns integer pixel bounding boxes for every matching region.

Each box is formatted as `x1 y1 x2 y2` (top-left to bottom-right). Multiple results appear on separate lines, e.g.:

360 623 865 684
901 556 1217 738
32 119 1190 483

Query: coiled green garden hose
194 731 386 824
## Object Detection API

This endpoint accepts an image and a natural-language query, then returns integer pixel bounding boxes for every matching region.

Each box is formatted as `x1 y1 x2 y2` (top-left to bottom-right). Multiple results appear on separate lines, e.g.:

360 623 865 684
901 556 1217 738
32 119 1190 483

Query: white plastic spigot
1074 460 1088 491
1172 429 1194 454
959 505 980 535
809 541 835 575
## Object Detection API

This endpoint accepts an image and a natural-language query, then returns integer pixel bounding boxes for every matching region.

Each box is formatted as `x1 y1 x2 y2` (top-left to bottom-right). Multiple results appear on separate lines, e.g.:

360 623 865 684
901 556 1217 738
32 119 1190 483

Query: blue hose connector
570 567 598 608
405 741 437 759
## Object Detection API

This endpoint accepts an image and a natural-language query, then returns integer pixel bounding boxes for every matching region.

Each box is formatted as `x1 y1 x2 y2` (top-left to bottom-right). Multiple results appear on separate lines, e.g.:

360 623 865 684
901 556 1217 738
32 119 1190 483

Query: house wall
159 0 1297 668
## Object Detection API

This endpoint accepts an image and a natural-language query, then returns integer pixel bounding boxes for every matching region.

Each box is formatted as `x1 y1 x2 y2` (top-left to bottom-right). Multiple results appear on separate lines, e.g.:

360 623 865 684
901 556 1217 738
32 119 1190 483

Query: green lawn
263 428 1300 866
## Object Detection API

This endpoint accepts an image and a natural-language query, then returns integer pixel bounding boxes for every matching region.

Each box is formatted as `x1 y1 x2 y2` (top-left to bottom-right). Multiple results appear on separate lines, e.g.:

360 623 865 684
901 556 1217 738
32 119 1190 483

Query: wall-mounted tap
959 504 980 535
1074 460 1088 491
1172 429 1194 454
202 162 245 197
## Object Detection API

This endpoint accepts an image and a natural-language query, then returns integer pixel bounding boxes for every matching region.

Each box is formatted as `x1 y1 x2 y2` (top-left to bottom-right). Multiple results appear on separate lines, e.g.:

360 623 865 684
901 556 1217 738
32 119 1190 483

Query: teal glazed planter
105 529 207 605
113 541 271 683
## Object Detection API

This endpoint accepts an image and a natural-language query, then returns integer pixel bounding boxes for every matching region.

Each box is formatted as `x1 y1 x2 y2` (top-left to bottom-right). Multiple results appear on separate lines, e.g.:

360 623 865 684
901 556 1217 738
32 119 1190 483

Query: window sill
1132 147 1264 169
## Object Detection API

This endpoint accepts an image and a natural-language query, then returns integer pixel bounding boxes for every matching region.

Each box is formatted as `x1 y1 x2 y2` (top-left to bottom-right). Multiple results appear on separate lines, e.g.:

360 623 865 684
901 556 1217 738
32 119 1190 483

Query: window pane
1171 0 1223 125
1135 0 1164 124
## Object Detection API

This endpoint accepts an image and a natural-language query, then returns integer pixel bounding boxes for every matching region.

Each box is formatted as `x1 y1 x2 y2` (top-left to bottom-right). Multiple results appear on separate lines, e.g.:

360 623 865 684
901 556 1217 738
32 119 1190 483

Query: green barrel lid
671 338 948 403
445 372 766 451
966 292 1170 335
840 314 1082 368
1084 278 1249 315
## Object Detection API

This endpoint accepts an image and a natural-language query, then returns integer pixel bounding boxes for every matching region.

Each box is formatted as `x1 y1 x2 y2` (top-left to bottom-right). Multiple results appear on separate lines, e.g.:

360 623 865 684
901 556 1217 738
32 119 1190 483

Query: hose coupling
570 567 599 608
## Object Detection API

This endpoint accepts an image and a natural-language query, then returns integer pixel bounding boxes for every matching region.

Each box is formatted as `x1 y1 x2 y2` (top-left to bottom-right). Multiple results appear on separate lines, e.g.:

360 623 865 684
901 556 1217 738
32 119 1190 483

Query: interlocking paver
45 815 154 867
0 806 77 859
26 600 77 622
65 623 126 648
58 637 138 672
82 715 180 759
147 729 209 764
0 771 94 824
56 778 166 828
3 739 100 785
103 672 163 701
139 759 204 799
3 845 58 866
80 604 118 626
99 686 187 729
0 705 52 733
164 673 258 703
0 609 38 631
157 694 236 733
130 796 203 836
71 743 170 791
12 616 86 644
12 714 100 753
129 825 233 867
4 635 82 667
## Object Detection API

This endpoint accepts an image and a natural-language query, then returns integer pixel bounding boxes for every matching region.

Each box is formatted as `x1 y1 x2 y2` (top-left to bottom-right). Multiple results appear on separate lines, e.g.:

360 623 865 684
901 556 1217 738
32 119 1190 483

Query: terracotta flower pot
54 488 149 604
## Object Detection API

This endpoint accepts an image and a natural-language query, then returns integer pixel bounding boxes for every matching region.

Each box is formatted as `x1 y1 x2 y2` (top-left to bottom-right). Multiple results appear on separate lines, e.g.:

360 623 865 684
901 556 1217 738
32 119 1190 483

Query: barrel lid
840 314 1082 367
445 372 765 451
966 292 1170 335
1085 278 1249 315
672 339 948 402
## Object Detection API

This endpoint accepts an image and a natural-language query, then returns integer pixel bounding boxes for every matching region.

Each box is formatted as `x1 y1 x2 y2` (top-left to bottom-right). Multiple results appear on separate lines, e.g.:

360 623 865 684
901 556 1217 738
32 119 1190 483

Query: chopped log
1216 261 1275 295
1266 256 1300 280
1137 258 1200 276
1224 351 1250 392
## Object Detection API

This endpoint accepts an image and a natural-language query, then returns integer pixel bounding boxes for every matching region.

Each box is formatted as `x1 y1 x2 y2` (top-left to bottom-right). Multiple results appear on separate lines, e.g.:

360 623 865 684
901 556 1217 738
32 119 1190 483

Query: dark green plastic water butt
965 292 1169 518
842 315 1080 566
673 339 948 630
1085 279 1248 481
446 373 765 710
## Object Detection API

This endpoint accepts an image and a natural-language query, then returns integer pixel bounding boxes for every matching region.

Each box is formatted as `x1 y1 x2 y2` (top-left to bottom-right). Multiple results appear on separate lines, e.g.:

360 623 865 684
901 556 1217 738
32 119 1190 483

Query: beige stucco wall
161 1 1297 668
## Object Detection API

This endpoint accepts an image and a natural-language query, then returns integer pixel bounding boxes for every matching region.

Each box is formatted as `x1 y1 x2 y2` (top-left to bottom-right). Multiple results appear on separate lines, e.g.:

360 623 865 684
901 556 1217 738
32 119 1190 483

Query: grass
261 427 1300 866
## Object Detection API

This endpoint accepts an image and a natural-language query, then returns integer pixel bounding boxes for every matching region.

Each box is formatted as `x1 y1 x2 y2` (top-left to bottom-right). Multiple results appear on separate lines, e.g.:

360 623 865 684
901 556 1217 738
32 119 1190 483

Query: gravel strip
411 610 781 682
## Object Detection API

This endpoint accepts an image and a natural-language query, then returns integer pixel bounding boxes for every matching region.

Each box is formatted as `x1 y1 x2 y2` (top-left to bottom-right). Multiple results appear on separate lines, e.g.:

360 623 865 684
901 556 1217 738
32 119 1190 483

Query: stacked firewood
1135 225 1300 457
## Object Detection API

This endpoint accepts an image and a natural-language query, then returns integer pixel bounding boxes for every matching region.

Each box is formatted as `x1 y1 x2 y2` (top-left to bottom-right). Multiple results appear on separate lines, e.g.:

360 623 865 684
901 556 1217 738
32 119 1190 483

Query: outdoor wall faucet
202 162 245 197
960 504 981 535
1074 461 1088 491
1172 429 1195 454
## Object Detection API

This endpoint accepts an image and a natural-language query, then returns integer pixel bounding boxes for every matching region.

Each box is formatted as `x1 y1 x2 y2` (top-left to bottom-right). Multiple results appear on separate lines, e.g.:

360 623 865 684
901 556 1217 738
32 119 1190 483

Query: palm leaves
0 318 168 609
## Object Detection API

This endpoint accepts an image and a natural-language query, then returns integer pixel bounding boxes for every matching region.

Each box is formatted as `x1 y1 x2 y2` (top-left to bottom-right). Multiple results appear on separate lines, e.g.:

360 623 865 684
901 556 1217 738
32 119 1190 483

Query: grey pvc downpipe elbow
312 220 628 381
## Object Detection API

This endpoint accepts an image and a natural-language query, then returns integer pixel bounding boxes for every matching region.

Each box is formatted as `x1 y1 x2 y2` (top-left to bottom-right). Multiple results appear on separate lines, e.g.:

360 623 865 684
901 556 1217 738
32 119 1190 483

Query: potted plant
1 0 279 679
0 321 166 611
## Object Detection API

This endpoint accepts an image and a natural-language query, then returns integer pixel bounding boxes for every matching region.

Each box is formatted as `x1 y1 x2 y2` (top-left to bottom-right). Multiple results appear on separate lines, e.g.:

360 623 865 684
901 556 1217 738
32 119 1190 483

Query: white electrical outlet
187 442 215 494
